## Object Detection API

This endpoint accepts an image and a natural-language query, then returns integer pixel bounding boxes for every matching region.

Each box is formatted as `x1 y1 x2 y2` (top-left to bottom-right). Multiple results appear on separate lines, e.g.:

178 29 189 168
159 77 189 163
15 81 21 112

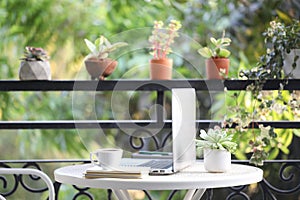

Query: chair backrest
0 168 55 200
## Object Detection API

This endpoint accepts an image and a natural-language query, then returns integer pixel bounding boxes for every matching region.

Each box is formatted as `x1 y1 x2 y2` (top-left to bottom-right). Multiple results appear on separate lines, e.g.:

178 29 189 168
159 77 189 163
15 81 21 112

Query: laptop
121 88 196 175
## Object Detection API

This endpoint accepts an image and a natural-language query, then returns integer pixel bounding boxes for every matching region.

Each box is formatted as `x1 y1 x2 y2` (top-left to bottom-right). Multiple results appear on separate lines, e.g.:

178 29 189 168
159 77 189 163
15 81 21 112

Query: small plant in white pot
19 46 51 80
195 126 237 173
84 35 127 80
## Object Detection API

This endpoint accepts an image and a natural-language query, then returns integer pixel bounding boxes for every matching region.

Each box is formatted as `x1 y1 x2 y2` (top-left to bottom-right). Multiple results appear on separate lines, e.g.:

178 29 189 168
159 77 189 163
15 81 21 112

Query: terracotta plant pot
205 58 229 80
203 148 231 173
150 58 173 80
85 58 118 80
19 61 51 80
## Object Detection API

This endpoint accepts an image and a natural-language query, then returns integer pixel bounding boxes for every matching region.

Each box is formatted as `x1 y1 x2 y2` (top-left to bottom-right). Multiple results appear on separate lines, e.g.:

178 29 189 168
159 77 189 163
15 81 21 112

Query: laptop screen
121 88 196 174
172 88 196 172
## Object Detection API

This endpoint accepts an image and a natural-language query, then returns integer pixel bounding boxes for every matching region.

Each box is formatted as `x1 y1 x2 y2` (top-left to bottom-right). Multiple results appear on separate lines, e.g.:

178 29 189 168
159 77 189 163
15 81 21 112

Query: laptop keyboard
137 160 172 169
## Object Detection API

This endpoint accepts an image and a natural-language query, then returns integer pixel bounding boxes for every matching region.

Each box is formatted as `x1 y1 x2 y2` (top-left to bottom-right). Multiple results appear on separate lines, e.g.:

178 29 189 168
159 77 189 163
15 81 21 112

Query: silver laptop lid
172 88 196 172
122 88 196 175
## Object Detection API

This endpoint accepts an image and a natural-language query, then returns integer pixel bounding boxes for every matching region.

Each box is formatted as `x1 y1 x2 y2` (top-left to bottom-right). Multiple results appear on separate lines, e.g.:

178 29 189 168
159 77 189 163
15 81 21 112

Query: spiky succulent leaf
105 42 128 52
84 39 97 56
84 35 127 59
196 127 237 153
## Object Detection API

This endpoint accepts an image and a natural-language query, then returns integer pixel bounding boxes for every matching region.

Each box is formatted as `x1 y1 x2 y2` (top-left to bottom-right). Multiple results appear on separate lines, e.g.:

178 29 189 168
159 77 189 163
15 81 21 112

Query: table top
54 161 263 190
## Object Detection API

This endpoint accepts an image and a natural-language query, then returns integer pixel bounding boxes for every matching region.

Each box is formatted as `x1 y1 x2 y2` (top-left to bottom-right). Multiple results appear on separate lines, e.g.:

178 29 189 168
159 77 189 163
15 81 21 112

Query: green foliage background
0 0 299 199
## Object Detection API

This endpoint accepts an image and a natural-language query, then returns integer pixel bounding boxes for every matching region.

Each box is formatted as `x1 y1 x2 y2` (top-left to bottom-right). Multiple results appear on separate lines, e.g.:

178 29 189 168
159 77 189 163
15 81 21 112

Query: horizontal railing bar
0 120 169 129
0 159 299 164
0 79 299 91
0 159 90 163
0 120 299 129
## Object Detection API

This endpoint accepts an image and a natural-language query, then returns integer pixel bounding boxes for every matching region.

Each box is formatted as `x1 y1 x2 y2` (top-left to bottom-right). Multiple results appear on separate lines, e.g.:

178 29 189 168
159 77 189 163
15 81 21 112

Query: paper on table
84 165 150 179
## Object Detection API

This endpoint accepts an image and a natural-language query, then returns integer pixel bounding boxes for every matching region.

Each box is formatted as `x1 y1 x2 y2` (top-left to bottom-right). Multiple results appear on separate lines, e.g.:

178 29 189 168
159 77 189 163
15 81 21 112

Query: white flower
258 125 271 140
271 103 286 114
220 68 226 74
257 92 263 100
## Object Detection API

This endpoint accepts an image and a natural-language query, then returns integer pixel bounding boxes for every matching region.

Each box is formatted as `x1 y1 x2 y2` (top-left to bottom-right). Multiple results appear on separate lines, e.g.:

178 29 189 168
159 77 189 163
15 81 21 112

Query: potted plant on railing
195 126 237 172
240 19 300 79
84 35 128 80
148 20 182 80
197 32 231 79
19 46 51 80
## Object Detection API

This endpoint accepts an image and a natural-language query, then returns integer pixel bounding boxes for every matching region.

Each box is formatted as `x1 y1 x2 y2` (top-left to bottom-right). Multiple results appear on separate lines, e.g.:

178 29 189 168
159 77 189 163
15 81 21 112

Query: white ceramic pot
19 61 51 80
203 148 231 173
283 49 300 78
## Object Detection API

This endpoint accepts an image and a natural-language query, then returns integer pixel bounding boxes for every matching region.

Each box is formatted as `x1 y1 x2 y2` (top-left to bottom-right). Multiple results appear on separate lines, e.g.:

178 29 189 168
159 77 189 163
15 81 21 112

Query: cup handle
90 152 97 165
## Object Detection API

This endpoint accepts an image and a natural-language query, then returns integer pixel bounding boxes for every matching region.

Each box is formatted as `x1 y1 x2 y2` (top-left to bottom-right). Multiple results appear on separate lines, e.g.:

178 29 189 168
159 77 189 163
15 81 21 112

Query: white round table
54 161 263 200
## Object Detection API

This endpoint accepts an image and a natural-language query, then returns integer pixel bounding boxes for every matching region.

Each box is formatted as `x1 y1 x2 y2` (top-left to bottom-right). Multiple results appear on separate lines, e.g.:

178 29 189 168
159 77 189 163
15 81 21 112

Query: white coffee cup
90 148 123 170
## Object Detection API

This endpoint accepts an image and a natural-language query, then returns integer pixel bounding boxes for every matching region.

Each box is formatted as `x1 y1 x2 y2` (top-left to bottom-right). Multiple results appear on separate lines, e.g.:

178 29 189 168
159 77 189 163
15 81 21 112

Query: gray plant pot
19 61 51 80
283 49 300 78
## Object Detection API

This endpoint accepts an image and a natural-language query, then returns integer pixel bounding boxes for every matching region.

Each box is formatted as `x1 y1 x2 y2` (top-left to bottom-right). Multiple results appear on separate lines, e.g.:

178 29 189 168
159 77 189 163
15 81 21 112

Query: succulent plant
198 31 231 59
148 20 182 59
195 126 237 154
21 46 49 61
84 35 128 60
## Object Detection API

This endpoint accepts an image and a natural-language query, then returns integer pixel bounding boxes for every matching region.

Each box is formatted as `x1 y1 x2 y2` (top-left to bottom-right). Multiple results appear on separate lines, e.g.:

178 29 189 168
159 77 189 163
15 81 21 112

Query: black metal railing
0 80 299 200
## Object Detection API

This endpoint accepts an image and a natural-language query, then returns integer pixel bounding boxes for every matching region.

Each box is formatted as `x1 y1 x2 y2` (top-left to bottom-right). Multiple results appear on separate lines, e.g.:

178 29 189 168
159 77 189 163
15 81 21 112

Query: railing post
156 91 164 124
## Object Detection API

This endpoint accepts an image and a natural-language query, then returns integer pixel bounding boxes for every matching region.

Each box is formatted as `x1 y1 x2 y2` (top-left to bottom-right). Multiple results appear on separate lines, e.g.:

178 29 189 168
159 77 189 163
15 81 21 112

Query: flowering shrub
21 46 49 61
224 84 300 166
148 20 182 59
233 19 300 166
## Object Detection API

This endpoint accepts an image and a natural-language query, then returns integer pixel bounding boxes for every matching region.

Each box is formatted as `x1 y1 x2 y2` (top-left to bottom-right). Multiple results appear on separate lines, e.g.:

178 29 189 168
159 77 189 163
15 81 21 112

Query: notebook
84 165 150 179
121 88 196 175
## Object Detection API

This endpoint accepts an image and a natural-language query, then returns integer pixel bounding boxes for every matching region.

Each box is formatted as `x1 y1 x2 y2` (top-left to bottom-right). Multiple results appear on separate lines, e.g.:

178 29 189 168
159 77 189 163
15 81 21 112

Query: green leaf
103 36 112 47
293 129 300 137
282 130 293 147
218 48 231 58
268 148 279 159
84 39 96 53
210 37 219 46
104 42 128 54
198 47 213 58
99 36 106 46
94 38 100 47
279 145 290 154
276 10 293 23
99 52 108 59
222 37 231 44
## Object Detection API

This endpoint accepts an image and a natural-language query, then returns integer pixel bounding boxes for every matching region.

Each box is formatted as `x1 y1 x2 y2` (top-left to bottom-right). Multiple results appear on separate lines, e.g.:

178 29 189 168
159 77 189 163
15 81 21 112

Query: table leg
184 189 206 200
191 189 206 200
112 189 132 200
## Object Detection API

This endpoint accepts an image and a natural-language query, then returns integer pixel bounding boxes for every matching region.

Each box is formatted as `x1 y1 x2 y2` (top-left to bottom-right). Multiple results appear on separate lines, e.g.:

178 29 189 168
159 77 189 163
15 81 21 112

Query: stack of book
84 166 150 179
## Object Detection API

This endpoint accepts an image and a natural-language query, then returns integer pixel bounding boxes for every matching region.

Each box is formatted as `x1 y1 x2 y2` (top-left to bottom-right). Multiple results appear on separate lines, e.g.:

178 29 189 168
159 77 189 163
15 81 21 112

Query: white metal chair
0 168 55 200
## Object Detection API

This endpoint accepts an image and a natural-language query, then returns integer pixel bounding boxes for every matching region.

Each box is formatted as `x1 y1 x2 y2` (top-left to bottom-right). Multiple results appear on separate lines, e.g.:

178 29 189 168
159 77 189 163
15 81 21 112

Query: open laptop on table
121 88 196 175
